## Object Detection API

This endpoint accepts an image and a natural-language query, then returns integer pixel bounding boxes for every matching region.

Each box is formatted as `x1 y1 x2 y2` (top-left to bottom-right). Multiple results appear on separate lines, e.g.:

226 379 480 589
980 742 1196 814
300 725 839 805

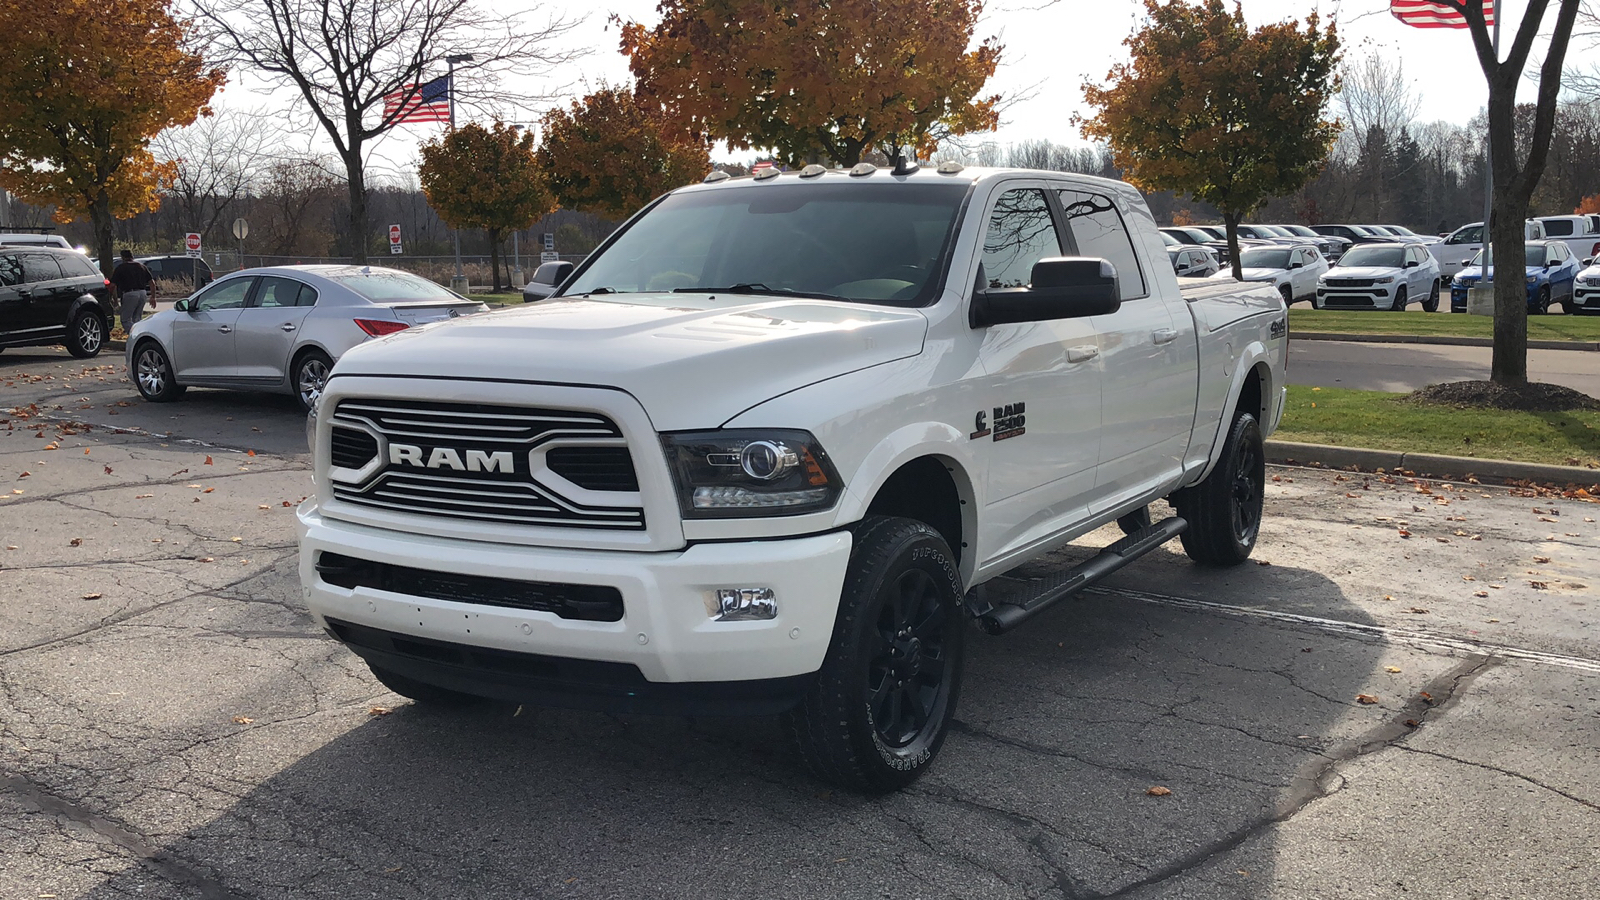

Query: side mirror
1288 261 1304 269
173 298 190 313
1583 257 1594 267
1462 259 1474 267
1544 260 1554 269
970 257 1120 328
1404 260 1419 268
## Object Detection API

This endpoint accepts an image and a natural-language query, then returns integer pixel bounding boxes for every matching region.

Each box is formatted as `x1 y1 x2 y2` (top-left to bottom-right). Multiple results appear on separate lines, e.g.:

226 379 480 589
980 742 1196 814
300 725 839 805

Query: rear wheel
64 310 106 358
293 349 332 412
1422 280 1440 313
132 341 186 402
1172 411 1265 567
368 664 482 707
784 517 965 793
1390 285 1408 312
1535 286 1551 315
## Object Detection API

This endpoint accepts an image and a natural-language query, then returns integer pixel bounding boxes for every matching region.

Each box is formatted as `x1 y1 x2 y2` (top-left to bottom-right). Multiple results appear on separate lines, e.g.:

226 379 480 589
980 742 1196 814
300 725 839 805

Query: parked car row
1449 240 1585 315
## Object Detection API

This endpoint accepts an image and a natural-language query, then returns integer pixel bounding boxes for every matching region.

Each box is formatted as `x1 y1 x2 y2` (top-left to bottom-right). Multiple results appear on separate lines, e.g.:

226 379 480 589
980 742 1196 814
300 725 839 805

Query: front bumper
298 501 853 713
1450 281 1537 312
1316 282 1398 310
1575 286 1600 312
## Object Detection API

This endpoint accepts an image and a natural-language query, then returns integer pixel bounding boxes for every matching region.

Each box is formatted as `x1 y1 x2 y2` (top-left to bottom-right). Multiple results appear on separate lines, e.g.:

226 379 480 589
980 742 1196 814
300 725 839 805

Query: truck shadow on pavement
48 550 1445 900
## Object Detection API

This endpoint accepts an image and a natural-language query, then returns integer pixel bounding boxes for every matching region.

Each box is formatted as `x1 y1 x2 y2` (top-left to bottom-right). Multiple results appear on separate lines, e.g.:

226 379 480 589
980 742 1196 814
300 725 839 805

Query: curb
1292 331 1600 352
1266 439 1599 487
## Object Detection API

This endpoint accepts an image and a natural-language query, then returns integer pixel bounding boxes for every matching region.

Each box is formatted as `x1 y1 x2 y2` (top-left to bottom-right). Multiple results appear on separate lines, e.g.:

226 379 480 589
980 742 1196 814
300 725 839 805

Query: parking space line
1091 585 1600 675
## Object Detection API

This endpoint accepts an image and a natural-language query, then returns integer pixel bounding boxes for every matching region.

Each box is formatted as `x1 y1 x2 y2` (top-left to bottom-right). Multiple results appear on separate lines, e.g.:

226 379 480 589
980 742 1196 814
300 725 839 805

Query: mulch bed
1407 380 1600 412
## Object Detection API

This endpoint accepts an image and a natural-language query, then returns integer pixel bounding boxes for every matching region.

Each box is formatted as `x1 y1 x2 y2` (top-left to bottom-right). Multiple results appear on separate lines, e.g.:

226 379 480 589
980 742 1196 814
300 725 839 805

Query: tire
783 516 965 794
1535 286 1551 315
1423 280 1440 313
132 341 186 402
64 310 106 358
1172 411 1265 567
292 349 333 413
1390 285 1408 312
1279 284 1293 306
368 663 482 707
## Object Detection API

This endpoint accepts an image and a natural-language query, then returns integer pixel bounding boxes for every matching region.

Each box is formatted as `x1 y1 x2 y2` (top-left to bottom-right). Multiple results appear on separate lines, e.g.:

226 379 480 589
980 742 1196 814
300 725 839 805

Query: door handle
280 323 297 332
1152 328 1179 344
1066 345 1099 363
217 325 233 334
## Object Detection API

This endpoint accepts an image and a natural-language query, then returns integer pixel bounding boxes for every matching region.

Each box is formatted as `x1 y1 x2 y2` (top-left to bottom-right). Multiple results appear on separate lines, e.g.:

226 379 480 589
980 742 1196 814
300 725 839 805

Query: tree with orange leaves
0 0 224 274
1079 0 1341 279
1577 195 1600 216
619 0 1001 167
536 88 710 220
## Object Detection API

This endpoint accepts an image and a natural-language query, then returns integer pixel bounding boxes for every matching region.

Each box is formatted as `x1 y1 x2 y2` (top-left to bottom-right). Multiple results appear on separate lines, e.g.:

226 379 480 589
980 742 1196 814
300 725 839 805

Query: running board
968 516 1188 635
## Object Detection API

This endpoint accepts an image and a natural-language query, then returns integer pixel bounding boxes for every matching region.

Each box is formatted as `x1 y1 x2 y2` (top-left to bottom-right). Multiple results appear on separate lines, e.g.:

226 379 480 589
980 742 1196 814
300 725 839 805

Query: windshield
1282 225 1318 237
1387 225 1418 236
1338 246 1405 268
1197 226 1225 240
1161 232 1181 247
1239 248 1291 269
1470 244 1546 268
1260 226 1294 237
564 182 969 306
330 270 467 302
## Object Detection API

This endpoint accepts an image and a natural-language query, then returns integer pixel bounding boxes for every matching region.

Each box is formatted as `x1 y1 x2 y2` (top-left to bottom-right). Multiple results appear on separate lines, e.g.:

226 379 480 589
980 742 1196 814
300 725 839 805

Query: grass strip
1289 308 1600 343
1275 385 1600 468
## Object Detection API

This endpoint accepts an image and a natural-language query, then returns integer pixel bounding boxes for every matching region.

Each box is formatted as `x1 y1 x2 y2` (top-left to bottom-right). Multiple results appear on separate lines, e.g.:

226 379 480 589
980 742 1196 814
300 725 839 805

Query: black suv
0 247 113 357
139 255 213 290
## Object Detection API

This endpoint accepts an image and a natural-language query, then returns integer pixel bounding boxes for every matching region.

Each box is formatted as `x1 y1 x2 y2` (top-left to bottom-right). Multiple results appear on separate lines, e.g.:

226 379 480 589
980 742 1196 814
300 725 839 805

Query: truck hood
1323 265 1401 280
1213 267 1287 284
331 293 928 430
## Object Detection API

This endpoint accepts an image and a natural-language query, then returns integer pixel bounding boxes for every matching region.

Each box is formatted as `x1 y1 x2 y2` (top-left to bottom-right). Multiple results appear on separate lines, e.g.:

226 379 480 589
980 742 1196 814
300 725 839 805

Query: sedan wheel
133 342 185 402
295 350 332 412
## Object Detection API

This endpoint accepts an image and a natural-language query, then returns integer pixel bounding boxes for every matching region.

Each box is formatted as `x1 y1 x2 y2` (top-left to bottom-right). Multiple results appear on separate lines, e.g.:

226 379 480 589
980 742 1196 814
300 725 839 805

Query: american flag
382 75 451 124
1390 0 1495 29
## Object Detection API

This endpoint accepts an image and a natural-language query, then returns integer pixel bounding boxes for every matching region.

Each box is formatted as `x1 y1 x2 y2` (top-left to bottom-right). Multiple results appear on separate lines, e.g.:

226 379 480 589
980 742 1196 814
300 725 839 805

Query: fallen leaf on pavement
231 716 254 725
1404 719 1420 728
247 449 256 457
258 504 271 510
104 465 113 474
367 706 392 717
1534 556 1551 564
1355 694 1379 705
1529 581 1548 590
1474 591 1489 597
68 538 82 547
198 557 214 563
1397 529 1411 538
1408 607 1429 614
1419 691 1434 702
204 455 213 465
1384 666 1402 673
42 442 57 450
81 593 101 600
230 536 242 542
1146 786 1172 797
135 494 152 499
203 487 214 493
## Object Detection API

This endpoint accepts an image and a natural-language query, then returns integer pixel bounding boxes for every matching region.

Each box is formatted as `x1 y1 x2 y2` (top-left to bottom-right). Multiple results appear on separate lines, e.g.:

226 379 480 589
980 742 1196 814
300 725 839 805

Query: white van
0 232 75 250
1429 219 1547 279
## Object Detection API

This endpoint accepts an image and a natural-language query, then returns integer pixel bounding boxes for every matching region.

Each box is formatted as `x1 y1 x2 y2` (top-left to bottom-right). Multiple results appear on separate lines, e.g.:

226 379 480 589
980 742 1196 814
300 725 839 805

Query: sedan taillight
354 318 409 336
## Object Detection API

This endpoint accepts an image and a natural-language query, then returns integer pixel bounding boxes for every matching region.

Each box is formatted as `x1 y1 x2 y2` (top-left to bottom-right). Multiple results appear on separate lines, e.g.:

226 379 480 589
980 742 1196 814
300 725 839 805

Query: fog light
713 587 777 621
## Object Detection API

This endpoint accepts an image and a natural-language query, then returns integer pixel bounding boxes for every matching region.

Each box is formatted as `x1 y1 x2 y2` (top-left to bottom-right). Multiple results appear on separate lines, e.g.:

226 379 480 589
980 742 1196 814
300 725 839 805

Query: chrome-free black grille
330 426 378 469
316 552 623 621
547 446 639 491
1323 278 1374 288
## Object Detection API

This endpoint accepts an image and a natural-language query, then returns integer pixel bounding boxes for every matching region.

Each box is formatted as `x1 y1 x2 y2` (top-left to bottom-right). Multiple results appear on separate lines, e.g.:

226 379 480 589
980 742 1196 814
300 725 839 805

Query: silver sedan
126 265 486 411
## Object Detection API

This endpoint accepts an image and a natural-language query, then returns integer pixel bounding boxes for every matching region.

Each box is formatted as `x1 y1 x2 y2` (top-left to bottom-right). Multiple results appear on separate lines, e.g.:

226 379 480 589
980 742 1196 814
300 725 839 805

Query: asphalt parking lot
3 346 1597 899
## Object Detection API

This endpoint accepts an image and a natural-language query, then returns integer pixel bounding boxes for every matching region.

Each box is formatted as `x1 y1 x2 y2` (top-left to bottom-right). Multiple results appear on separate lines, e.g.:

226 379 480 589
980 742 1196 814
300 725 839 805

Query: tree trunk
1223 210 1244 281
90 192 115 280
1486 79 1528 387
488 228 502 292
344 150 368 264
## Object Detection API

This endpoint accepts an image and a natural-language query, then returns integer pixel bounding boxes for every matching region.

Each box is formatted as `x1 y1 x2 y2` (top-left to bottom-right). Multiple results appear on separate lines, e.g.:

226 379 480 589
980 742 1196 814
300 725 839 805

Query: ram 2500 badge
297 163 1288 792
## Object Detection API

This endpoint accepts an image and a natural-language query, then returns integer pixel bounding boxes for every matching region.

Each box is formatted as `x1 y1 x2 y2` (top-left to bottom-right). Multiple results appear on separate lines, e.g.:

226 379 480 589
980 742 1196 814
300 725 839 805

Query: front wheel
783 517 965 793
64 310 106 358
1535 286 1551 315
1172 411 1265 567
1390 285 1408 312
133 341 186 402
1423 280 1440 313
1278 284 1293 306
293 349 333 413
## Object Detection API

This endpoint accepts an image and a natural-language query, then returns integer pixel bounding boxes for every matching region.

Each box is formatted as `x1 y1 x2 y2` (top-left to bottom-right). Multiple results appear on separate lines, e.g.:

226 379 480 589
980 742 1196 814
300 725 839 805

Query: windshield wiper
581 287 627 295
672 283 846 302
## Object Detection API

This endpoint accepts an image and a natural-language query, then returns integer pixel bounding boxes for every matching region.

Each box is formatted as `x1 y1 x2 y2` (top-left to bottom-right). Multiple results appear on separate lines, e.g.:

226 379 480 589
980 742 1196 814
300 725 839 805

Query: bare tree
1336 52 1422 163
189 0 581 263
152 106 275 245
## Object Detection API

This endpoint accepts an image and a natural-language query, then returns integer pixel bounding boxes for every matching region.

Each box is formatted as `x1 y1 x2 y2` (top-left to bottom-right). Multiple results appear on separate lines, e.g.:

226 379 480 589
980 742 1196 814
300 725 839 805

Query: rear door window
0 255 20 286
1058 189 1147 298
253 276 303 309
20 254 62 283
296 283 319 307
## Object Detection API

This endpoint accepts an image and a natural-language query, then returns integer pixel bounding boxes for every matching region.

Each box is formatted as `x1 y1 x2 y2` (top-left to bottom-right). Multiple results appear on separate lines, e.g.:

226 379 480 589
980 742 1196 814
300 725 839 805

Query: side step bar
968 516 1187 635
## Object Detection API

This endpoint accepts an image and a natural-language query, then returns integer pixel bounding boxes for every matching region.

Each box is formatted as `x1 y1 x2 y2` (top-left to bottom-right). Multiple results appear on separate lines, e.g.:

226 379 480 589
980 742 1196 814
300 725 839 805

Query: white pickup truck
296 165 1288 792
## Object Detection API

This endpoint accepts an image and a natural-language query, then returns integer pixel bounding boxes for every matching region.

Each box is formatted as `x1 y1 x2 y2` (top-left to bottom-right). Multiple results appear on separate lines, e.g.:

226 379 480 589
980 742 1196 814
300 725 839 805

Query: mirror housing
1288 261 1303 270
533 260 574 288
174 298 191 313
1583 257 1594 267
1404 260 1419 268
970 257 1120 328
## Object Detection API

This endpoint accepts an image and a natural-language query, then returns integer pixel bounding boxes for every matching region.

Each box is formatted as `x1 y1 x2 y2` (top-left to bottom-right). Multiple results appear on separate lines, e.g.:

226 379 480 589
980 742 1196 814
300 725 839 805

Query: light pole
446 53 474 294
509 123 534 289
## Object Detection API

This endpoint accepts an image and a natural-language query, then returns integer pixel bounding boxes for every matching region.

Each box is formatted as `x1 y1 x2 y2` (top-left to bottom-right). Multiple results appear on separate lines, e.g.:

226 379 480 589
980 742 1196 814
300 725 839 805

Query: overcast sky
219 0 1592 174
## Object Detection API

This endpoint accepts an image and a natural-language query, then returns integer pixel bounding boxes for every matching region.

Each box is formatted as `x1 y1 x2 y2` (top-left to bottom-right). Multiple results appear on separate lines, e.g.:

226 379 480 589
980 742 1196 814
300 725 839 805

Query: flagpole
446 53 474 289
1481 0 1499 239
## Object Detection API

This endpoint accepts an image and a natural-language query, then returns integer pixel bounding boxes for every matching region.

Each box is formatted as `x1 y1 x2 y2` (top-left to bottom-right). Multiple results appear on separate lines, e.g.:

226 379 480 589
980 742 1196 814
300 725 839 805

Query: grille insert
317 552 624 621
330 426 378 469
547 446 640 492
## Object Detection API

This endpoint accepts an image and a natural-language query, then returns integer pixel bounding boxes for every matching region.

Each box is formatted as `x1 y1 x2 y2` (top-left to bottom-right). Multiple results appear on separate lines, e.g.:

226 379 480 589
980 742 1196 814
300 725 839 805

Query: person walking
109 250 156 331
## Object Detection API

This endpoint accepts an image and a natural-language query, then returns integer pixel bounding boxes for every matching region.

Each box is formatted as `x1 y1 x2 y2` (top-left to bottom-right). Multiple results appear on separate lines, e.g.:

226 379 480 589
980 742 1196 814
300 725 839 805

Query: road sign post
389 224 403 256
184 233 202 258
231 218 249 270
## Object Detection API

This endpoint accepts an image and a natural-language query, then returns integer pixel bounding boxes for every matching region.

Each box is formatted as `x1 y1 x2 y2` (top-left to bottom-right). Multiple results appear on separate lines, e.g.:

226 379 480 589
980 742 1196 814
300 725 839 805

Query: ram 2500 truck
297 164 1288 792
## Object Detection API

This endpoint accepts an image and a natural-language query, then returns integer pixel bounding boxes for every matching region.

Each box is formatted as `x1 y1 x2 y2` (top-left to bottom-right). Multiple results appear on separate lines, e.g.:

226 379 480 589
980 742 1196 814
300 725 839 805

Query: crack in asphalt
1086 654 1498 899
1 772 247 900
1392 745 1600 812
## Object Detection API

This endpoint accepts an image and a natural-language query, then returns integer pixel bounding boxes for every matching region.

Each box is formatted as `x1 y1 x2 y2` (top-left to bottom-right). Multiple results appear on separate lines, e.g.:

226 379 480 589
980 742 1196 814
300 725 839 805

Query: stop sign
389 224 402 245
185 232 201 252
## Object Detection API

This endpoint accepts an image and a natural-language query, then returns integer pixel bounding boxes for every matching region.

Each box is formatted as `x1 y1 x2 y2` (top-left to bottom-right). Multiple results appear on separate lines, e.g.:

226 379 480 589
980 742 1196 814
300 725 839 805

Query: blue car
1449 240 1581 313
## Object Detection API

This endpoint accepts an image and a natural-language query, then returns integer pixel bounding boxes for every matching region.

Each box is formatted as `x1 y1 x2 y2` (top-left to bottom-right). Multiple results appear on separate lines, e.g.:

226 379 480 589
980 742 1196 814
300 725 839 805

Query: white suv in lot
1573 258 1600 314
1315 242 1441 311
298 165 1287 792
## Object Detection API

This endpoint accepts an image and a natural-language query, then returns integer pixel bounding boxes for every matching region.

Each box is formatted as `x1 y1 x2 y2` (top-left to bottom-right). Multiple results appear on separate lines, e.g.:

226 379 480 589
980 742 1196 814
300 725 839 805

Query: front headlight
1527 274 1538 284
1373 276 1395 284
661 429 844 518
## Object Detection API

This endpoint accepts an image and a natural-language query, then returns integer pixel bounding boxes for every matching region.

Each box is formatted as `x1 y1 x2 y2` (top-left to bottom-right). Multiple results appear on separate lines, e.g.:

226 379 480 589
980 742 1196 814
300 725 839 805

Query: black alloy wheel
784 516 965 793
1536 286 1551 315
1390 285 1408 312
1423 280 1440 313
1173 411 1266 567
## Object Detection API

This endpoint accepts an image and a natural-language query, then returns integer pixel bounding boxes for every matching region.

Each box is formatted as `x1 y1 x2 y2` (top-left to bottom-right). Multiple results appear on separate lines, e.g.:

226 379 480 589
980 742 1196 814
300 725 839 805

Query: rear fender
1188 342 1275 486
